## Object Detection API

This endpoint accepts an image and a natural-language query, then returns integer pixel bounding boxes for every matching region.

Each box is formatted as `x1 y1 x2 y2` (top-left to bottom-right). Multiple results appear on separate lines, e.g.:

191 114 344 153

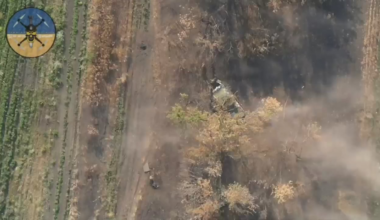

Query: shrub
272 181 297 204
222 183 258 214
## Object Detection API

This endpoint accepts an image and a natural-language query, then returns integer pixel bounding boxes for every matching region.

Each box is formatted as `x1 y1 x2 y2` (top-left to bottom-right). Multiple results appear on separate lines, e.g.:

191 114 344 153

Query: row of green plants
69 0 80 55
0 57 38 218
104 85 126 219
39 166 52 219
132 0 151 32
0 9 29 219
2 85 38 219
47 1 67 89
0 81 22 218
0 0 21 98
11 88 38 218
0 0 25 71
0 55 18 149
0 17 21 210
39 4 68 217
53 42 72 220
53 0 82 218
53 109 68 220
63 2 89 219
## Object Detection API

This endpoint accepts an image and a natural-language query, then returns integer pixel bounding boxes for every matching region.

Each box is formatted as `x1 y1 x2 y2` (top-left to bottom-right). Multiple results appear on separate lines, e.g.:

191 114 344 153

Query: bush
167 103 208 127
272 181 298 204
222 183 258 214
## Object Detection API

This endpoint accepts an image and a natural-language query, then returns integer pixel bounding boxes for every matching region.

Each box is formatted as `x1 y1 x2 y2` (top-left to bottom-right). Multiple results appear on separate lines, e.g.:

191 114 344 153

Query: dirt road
115 7 159 220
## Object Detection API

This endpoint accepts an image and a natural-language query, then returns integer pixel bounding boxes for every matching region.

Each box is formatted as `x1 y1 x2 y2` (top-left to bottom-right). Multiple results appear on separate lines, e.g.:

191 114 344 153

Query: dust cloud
258 75 380 220
137 0 379 219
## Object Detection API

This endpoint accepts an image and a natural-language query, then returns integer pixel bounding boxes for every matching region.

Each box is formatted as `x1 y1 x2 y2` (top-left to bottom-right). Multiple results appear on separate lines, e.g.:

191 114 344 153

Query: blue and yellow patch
6 7 56 58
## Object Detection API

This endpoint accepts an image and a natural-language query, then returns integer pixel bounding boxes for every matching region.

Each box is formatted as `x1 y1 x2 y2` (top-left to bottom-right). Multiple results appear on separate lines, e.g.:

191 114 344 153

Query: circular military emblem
6 7 56 58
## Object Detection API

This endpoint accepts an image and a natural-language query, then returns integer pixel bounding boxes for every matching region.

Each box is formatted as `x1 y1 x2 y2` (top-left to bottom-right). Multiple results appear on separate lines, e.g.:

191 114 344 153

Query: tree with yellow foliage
169 94 285 219
168 94 327 219
186 112 249 165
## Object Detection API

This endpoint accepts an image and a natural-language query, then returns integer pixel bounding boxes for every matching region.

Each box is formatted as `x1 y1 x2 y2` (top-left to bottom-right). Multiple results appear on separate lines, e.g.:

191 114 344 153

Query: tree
170 95 285 219
167 104 208 127
167 93 209 128
186 112 249 165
